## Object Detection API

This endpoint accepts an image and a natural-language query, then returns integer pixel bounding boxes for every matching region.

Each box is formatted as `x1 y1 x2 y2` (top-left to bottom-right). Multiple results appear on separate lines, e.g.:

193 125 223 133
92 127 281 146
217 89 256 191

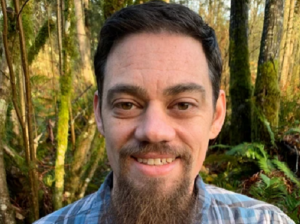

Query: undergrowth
202 128 300 223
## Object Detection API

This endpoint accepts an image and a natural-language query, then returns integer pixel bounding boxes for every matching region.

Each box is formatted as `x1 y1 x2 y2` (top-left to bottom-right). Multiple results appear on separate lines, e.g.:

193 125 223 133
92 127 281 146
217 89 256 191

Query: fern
262 118 276 147
272 158 300 187
257 158 273 174
260 173 270 187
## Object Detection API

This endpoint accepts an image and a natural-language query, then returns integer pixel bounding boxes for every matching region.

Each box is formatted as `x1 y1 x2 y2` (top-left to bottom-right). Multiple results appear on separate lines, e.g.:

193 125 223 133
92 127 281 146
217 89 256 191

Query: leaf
272 158 300 187
226 143 250 156
262 118 276 147
260 173 270 187
257 158 272 174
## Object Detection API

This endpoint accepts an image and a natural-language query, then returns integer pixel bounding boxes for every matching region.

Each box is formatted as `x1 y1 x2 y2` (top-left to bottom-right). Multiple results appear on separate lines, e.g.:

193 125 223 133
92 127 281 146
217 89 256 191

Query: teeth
147 159 154 165
166 158 173 163
154 158 162 165
137 158 175 166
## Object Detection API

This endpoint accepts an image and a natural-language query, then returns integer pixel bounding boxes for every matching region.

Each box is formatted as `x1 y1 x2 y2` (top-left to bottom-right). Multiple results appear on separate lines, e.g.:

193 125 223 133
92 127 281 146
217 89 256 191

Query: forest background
1 0 300 223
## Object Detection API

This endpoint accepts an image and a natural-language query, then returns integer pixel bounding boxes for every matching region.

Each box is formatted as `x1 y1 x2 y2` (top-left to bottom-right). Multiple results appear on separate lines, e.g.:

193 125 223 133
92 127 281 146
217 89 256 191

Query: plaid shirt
34 172 295 224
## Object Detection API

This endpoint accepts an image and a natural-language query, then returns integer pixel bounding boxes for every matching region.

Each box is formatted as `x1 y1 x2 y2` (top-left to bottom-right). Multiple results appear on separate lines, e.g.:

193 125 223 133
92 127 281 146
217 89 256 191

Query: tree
53 0 74 210
229 0 252 144
74 0 94 85
0 6 16 222
280 0 295 90
253 0 284 144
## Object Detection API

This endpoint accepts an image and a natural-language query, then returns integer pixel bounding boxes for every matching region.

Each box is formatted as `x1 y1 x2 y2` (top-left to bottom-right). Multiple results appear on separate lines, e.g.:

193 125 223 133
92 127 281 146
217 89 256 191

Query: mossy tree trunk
53 0 74 210
1 0 39 221
229 0 252 144
253 0 284 144
0 13 16 223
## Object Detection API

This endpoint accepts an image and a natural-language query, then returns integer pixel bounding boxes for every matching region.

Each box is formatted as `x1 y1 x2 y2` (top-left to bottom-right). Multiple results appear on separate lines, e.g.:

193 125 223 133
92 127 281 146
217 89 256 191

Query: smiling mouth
132 157 177 166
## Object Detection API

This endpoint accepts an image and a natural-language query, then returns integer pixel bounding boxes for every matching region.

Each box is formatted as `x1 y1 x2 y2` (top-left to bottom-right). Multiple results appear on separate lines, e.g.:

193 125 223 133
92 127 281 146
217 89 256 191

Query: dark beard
104 142 198 224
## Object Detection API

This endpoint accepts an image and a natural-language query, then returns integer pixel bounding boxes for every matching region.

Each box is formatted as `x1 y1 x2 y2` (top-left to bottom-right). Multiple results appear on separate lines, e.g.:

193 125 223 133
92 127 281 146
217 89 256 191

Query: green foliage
272 158 300 187
204 142 300 223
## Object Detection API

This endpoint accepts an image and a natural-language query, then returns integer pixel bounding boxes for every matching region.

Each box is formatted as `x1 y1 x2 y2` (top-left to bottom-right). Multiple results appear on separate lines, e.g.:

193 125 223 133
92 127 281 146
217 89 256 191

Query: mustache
119 142 191 161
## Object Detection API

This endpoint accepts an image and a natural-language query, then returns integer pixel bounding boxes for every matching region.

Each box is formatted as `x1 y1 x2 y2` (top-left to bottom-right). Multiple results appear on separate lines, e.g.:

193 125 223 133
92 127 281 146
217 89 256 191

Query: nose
134 102 176 143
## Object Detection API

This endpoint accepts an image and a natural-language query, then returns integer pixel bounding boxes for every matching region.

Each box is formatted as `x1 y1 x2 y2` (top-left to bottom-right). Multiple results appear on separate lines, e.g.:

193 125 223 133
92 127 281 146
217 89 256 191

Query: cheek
179 120 210 173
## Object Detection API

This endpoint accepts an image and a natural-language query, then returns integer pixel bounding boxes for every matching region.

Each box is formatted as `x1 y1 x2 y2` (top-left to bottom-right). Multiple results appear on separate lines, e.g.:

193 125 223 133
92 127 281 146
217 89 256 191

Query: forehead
104 32 211 96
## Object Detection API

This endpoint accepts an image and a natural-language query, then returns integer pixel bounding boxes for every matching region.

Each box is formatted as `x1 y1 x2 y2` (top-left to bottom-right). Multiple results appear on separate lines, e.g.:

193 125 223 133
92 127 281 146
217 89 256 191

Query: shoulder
33 192 100 224
202 183 295 224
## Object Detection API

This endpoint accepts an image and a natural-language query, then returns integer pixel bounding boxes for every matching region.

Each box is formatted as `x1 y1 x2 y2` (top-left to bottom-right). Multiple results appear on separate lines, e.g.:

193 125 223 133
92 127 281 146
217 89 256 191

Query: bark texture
74 0 94 85
280 0 295 89
229 0 252 144
253 0 284 143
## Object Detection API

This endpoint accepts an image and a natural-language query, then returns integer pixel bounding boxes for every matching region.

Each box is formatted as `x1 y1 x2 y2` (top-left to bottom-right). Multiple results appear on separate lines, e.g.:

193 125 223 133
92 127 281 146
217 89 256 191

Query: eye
116 102 134 110
176 102 191 110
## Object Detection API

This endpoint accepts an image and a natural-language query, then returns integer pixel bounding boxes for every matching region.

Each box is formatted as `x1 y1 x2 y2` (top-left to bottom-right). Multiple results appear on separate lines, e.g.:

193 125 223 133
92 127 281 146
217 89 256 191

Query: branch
0 0 25 133
16 0 30 19
72 84 93 104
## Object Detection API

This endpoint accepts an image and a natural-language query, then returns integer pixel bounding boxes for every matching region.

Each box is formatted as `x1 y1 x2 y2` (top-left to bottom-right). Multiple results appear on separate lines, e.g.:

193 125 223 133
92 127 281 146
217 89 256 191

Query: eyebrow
106 84 149 105
163 83 206 97
106 82 206 105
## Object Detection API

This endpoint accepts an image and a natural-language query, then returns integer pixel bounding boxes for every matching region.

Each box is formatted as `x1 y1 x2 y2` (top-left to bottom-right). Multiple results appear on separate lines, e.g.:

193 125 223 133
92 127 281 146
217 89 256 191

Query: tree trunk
253 0 284 144
280 0 295 89
76 133 105 200
293 0 300 90
65 116 96 204
0 19 16 223
54 0 74 210
229 0 252 144
74 0 94 85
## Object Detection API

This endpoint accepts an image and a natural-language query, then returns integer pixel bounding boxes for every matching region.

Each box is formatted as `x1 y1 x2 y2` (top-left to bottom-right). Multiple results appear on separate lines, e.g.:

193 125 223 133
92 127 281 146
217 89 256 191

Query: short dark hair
94 1 222 108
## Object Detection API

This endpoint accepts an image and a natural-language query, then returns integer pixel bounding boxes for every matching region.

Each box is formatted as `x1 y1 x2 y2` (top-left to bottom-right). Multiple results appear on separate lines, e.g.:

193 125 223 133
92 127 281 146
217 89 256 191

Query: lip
130 156 180 177
132 153 177 159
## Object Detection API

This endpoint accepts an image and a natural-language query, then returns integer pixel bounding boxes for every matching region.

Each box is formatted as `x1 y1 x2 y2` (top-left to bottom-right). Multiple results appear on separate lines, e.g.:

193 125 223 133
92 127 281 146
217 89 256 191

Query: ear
94 91 105 136
209 90 226 139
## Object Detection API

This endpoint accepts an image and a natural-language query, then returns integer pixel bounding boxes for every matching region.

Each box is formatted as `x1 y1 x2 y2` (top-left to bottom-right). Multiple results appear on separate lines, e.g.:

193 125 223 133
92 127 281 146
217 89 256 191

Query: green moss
253 60 280 143
229 7 252 145
54 0 75 210
20 0 34 49
28 19 56 65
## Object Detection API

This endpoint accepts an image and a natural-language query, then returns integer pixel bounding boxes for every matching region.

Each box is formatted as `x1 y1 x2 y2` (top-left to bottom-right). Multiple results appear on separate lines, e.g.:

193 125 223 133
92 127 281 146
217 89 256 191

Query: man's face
94 32 225 195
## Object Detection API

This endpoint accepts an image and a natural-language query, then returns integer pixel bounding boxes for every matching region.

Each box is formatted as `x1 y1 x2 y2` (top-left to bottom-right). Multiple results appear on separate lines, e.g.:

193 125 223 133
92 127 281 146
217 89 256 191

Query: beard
103 142 198 224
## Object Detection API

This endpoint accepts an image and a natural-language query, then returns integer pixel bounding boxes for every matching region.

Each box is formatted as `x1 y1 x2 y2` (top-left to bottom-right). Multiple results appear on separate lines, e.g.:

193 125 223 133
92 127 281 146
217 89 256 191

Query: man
35 1 295 223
